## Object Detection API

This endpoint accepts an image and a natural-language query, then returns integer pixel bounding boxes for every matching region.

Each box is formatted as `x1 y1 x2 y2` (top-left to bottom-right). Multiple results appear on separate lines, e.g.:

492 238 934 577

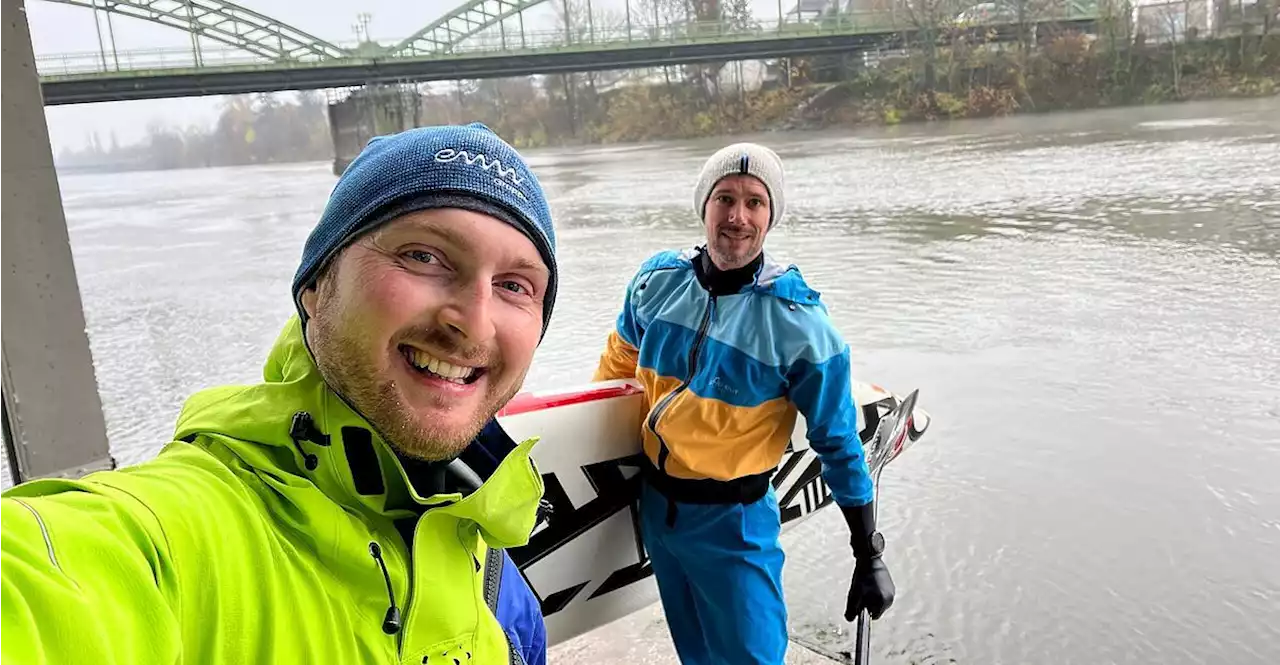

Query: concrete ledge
548 601 846 664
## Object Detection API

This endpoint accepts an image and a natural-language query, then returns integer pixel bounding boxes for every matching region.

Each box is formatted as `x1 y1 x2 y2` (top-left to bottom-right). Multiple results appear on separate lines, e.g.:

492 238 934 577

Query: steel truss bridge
36 0 1100 104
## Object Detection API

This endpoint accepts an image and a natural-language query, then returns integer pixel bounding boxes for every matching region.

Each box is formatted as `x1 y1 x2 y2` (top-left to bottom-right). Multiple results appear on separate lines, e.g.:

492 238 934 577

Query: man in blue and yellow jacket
594 143 896 664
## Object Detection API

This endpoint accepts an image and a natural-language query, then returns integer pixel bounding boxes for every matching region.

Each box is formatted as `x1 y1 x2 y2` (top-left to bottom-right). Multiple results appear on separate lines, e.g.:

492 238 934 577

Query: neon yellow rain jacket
1 316 547 664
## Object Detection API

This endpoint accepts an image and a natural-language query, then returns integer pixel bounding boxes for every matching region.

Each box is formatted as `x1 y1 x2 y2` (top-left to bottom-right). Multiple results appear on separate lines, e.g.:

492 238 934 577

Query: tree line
57 92 332 172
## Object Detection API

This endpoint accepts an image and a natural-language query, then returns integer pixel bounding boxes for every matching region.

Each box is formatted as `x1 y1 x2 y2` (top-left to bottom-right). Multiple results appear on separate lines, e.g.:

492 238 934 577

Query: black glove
841 502 896 621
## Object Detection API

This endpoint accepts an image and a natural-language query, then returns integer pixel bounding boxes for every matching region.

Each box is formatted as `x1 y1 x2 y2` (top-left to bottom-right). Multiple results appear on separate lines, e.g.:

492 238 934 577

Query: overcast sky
29 0 792 153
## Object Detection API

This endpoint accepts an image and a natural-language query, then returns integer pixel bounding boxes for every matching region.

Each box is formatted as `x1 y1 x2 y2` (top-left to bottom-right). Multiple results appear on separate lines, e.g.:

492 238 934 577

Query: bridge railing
35 7 1096 78
36 48 271 76
389 13 910 57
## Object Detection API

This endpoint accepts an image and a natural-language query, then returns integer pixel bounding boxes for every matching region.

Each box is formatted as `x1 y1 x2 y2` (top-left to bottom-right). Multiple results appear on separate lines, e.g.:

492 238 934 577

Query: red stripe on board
497 383 643 417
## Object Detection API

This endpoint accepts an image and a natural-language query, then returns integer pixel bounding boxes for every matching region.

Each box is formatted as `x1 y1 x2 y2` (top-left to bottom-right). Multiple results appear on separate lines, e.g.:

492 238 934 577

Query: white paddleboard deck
495 378 931 646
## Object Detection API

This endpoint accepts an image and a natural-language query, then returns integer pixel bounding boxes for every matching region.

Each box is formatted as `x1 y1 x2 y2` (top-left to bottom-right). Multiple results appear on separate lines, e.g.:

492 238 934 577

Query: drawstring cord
369 542 402 635
288 411 329 471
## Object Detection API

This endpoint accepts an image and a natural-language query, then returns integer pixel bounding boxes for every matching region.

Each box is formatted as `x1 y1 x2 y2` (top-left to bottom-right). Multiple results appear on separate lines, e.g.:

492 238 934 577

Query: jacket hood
172 315 543 549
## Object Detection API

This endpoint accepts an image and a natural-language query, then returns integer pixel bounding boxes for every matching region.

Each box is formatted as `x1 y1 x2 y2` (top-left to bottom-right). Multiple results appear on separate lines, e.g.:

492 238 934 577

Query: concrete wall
2 0 114 485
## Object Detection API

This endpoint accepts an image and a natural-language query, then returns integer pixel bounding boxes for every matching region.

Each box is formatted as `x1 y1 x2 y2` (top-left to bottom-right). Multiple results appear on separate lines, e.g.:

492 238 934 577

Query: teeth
407 348 476 383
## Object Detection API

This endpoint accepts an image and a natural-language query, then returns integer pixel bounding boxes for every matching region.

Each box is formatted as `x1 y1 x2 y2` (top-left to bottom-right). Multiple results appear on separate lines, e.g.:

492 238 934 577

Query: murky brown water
9 96 1280 664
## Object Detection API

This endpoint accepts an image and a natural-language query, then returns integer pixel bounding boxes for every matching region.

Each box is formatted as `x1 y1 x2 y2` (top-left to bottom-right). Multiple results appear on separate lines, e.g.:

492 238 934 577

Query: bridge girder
389 0 551 57
44 0 349 61
1066 0 1098 17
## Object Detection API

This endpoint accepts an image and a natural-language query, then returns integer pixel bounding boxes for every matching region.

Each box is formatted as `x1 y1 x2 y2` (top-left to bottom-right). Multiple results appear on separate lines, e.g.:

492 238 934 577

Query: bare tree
901 0 955 90
542 0 633 136
632 0 694 85
1146 0 1189 94
1004 0 1058 56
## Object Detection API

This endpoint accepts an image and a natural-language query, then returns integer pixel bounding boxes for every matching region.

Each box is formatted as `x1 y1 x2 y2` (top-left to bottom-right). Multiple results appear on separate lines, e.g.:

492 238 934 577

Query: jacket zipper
369 495 524 662
480 547 525 665
483 546 503 615
647 293 716 472
389 533 514 662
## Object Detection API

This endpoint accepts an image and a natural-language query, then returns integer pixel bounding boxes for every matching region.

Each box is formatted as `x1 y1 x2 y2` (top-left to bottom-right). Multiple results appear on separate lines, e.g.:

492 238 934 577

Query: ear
300 285 319 320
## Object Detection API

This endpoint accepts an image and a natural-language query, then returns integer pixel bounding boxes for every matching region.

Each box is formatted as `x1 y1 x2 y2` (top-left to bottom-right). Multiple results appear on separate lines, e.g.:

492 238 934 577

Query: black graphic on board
772 449 813 522
777 455 833 523
508 453 649 570
508 447 833 616
540 581 591 615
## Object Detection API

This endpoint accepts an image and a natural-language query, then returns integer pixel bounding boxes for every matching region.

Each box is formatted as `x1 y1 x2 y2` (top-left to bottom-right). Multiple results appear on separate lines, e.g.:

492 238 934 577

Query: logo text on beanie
434 148 527 200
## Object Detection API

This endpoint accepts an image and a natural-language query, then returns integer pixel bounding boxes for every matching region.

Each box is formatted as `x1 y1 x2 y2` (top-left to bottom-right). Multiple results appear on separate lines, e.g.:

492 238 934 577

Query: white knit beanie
693 142 786 228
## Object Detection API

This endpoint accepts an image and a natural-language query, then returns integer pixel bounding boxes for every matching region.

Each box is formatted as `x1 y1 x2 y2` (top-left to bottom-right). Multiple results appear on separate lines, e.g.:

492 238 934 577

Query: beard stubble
306 301 520 462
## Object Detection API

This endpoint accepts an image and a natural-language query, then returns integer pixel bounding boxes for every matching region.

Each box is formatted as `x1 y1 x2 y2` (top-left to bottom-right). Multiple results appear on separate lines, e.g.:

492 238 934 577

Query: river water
8 97 1280 663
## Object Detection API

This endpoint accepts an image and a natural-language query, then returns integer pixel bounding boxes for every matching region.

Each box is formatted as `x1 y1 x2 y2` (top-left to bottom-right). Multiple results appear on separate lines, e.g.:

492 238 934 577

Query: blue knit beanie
292 123 557 338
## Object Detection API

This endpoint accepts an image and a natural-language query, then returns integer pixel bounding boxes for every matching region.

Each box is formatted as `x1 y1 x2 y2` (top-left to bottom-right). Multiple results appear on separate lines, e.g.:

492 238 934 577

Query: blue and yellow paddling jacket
594 247 874 509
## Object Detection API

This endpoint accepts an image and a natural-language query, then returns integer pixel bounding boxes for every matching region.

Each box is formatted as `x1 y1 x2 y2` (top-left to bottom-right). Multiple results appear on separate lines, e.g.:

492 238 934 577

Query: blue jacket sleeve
495 550 546 665
787 344 875 508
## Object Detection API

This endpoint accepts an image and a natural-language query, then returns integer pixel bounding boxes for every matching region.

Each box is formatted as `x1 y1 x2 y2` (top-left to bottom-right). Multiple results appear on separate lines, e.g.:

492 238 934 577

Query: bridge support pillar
327 84 424 175
2 0 114 486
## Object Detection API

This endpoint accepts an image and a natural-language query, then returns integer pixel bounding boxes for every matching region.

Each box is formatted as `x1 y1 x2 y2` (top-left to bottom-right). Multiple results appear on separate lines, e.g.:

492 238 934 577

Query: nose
435 276 496 344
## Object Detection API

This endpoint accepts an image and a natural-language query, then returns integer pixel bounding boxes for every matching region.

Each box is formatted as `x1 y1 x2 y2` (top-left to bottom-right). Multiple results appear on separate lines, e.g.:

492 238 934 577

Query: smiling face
704 174 772 271
299 207 548 461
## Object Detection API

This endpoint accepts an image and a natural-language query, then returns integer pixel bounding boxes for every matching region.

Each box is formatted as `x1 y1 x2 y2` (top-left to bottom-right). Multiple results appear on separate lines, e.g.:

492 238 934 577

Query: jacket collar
172 316 543 549
648 245 823 305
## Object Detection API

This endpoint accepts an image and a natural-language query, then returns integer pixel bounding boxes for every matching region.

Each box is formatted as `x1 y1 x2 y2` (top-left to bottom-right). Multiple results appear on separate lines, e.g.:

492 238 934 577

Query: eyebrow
498 252 546 274
386 218 548 274
714 187 768 198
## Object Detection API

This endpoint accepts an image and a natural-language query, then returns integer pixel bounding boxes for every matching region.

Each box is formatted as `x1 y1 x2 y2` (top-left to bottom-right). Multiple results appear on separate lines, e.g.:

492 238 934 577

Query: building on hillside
1132 0 1212 40
783 0 843 22
783 0 916 25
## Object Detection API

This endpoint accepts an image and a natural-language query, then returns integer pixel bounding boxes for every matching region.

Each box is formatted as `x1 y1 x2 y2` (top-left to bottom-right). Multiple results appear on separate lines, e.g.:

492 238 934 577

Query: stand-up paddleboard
495 378 932 647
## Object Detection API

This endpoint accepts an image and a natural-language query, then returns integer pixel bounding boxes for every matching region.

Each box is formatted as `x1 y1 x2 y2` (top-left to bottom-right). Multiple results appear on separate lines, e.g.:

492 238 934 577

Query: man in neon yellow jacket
2 123 557 664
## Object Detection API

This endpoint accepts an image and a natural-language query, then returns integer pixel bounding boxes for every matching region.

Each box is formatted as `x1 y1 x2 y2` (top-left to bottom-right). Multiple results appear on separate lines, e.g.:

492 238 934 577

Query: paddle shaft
854 609 871 665
849 388 920 665
854 456 887 665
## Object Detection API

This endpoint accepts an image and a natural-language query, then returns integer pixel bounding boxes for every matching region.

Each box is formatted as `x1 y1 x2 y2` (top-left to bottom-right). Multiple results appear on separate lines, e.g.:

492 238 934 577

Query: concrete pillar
2 0 114 486
327 84 423 175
